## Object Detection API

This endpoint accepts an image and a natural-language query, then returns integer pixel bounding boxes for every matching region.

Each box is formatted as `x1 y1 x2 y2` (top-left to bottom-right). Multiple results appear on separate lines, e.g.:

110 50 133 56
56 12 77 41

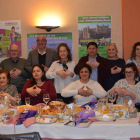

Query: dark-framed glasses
125 71 133 74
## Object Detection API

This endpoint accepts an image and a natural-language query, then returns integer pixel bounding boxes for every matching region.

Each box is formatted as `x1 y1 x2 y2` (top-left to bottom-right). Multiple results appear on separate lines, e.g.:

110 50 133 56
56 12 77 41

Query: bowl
49 101 66 110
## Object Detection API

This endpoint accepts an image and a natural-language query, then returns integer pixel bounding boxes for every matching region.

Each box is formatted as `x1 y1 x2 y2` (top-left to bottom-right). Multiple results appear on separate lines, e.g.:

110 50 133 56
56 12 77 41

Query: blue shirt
88 56 98 81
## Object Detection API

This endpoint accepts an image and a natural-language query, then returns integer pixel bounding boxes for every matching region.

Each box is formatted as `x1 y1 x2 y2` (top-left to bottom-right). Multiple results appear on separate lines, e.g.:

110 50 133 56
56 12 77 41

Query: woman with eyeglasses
46 43 76 104
109 62 140 104
105 43 125 91
126 42 140 81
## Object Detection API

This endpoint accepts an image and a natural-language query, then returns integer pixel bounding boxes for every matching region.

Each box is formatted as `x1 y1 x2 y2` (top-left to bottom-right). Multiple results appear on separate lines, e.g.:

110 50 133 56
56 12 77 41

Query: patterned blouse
0 84 18 97
108 79 140 104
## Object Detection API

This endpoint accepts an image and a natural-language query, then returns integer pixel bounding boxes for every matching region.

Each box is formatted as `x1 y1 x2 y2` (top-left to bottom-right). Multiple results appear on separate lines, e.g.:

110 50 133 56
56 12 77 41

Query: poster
27 32 73 57
0 20 21 62
78 16 111 59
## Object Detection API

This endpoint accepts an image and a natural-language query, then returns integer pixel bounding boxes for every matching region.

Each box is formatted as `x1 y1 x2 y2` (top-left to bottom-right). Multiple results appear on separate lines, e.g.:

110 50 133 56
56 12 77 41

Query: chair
0 132 41 140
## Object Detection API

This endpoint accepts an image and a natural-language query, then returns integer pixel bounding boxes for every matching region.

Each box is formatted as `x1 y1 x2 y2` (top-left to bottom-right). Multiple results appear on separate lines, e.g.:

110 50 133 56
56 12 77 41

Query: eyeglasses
36 39 46 43
10 50 18 52
125 71 134 74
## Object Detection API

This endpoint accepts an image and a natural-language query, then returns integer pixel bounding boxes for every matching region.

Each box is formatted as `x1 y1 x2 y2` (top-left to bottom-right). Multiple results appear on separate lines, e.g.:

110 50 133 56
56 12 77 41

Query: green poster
78 16 111 59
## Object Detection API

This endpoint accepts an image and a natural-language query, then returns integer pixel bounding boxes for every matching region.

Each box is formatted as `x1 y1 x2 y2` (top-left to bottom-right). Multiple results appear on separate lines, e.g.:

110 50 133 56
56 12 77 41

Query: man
9 27 20 41
74 42 111 89
1 43 30 93
25 35 57 73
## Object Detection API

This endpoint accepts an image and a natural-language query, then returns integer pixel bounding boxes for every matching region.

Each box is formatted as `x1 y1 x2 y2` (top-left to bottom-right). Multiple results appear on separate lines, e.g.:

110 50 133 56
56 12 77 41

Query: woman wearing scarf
46 43 76 104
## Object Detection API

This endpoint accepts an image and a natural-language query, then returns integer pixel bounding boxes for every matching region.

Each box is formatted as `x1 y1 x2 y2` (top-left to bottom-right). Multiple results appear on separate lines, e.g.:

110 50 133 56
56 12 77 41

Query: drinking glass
37 106 42 118
55 98 64 112
43 94 50 105
109 94 116 104
15 94 21 106
25 97 30 106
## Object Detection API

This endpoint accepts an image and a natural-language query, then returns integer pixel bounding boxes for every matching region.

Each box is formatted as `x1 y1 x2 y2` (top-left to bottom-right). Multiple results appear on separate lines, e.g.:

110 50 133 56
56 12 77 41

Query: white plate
40 114 56 118
96 115 116 122
36 118 57 124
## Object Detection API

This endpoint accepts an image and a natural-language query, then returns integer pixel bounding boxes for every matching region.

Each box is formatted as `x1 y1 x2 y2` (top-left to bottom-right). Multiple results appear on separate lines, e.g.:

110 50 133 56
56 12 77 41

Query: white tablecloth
0 113 140 140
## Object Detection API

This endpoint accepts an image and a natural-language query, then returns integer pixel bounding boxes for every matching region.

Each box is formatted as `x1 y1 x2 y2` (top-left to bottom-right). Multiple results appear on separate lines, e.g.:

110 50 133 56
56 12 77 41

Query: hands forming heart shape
111 66 122 74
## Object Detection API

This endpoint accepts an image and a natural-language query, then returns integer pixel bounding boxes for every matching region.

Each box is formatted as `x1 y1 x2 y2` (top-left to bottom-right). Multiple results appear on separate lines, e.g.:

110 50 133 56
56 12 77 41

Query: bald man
25 35 57 73
0 43 30 93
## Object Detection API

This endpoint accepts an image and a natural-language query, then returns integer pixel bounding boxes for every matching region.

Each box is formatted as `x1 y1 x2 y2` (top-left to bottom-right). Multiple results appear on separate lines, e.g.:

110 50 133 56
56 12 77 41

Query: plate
40 114 56 118
117 117 129 120
36 118 57 124
96 115 116 122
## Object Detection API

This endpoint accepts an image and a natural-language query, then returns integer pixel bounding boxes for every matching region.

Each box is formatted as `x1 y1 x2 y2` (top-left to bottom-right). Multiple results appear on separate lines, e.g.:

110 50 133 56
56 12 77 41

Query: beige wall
0 0 122 62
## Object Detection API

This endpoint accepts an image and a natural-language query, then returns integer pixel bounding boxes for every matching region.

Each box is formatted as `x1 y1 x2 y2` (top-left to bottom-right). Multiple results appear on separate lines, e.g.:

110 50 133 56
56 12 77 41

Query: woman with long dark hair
21 65 57 105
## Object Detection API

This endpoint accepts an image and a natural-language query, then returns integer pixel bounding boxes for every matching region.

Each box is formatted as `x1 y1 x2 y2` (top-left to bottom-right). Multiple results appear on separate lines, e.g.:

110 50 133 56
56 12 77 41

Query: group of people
0 34 140 106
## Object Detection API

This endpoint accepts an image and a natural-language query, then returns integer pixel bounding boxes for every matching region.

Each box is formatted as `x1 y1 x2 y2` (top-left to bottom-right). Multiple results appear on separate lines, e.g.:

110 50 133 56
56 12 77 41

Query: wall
122 0 140 61
0 0 122 62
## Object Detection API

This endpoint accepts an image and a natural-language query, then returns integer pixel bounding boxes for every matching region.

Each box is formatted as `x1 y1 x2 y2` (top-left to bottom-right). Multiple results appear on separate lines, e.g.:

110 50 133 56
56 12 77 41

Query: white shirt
61 79 107 105
46 60 76 93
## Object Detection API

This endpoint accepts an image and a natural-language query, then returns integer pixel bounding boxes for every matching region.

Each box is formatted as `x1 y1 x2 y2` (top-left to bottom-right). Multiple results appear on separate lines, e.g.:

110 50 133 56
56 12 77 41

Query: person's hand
33 85 41 94
0 92 10 99
42 64 49 72
10 69 18 79
26 86 38 97
114 66 122 73
85 86 93 96
63 68 74 77
78 86 89 97
111 66 117 74
13 68 21 77
91 59 99 69
56 69 67 79
115 87 125 97
86 60 93 68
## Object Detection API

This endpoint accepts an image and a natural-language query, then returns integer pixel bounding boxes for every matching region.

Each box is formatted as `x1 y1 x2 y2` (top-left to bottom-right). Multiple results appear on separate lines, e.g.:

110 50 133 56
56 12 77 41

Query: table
0 113 140 140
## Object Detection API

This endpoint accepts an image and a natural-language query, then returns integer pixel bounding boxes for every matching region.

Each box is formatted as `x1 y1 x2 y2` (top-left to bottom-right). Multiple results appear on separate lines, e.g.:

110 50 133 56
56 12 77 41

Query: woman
109 62 140 104
21 65 57 105
0 69 18 105
105 43 125 91
46 43 76 104
126 42 140 80
61 64 107 105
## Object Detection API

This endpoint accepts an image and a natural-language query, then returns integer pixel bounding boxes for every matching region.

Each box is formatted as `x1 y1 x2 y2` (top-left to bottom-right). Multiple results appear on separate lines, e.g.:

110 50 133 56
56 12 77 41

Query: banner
27 32 73 57
78 16 111 59
0 20 21 62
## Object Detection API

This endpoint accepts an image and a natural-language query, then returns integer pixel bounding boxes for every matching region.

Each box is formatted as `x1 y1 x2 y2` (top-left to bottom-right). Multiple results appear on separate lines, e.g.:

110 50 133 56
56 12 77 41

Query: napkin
16 110 37 125
76 110 95 125
80 97 97 109
23 117 36 128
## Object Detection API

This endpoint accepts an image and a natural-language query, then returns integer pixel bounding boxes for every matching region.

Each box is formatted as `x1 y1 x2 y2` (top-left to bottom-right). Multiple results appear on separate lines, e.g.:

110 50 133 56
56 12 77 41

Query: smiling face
59 46 68 60
135 45 140 57
125 67 135 81
36 35 47 50
79 67 90 81
107 45 117 58
32 66 44 81
87 45 98 58
0 73 9 88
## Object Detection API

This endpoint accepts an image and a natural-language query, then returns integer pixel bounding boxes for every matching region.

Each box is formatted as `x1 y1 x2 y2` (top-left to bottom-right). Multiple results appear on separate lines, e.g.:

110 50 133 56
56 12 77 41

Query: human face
79 67 90 81
87 45 98 58
107 45 117 58
36 35 47 50
135 45 140 57
0 73 9 88
9 44 20 60
125 68 135 81
11 28 15 33
32 66 44 81
59 46 68 60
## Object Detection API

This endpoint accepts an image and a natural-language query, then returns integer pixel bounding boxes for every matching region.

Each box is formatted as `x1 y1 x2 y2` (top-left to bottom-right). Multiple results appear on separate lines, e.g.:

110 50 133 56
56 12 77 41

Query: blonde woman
105 43 125 91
